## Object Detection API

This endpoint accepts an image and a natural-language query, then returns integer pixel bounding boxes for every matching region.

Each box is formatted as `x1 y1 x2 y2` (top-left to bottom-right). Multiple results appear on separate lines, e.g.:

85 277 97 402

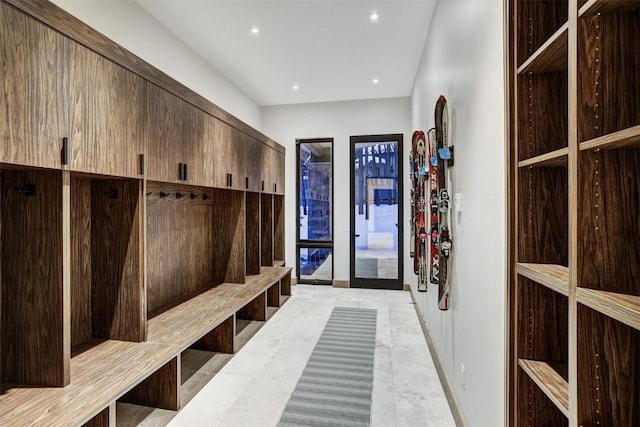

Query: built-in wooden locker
0 3 69 170
209 119 247 191
246 192 262 275
244 136 264 193
261 193 274 266
69 43 145 178
275 152 285 195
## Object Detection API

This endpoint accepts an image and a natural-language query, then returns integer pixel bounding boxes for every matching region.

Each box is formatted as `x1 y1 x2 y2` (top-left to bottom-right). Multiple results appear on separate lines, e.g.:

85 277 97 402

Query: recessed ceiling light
292 84 299 91
249 26 260 35
370 12 380 22
372 78 380 84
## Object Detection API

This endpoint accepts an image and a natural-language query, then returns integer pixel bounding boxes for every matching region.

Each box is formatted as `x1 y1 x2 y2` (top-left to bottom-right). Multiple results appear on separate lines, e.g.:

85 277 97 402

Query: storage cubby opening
516 0 568 67
71 175 144 353
578 147 640 296
274 194 285 263
578 9 640 143
517 71 568 161
517 277 569 367
1 167 67 387
577 305 640 426
246 192 261 276
517 167 569 266
261 193 274 266
517 368 569 427
146 183 246 318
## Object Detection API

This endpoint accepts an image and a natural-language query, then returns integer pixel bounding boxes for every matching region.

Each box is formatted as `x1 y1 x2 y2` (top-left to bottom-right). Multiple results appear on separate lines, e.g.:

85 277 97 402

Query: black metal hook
176 192 184 199
203 194 210 200
15 185 36 197
190 193 198 200
160 192 170 199
104 189 118 199
146 192 152 196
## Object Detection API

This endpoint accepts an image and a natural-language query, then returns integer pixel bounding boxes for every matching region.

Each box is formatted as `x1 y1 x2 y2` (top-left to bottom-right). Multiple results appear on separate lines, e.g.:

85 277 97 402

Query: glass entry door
350 134 403 290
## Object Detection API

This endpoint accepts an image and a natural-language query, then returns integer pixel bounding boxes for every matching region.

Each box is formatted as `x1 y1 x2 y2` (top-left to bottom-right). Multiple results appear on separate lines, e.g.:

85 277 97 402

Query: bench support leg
267 282 280 307
237 292 267 321
191 314 236 354
120 356 180 411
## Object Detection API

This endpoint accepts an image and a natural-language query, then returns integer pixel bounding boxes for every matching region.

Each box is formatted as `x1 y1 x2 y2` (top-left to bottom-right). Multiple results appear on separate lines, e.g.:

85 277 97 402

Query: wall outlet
460 363 466 389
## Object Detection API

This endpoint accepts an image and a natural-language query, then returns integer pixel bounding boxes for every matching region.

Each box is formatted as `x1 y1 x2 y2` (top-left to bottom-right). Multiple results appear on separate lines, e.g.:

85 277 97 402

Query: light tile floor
166 285 456 427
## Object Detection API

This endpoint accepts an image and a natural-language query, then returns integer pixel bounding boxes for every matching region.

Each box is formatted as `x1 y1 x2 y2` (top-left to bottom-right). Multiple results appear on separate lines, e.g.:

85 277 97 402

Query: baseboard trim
332 280 350 288
291 277 298 286
408 287 468 427
403 283 411 291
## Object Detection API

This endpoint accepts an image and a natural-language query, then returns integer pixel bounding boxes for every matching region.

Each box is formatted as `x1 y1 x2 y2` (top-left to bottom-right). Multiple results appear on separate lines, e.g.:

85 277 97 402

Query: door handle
354 234 360 237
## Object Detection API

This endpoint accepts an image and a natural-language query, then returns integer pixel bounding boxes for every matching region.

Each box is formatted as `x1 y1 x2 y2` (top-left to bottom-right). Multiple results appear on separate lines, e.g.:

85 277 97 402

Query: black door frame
350 134 404 290
296 138 334 285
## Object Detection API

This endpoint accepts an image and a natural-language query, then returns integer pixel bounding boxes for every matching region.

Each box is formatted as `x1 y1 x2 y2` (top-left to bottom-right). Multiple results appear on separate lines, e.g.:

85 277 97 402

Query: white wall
51 0 262 129
410 0 506 425
262 98 411 282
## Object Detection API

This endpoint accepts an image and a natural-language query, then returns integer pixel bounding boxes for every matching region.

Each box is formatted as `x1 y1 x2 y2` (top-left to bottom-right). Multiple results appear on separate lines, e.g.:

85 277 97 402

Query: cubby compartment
246 192 261 275
517 276 569 423
517 167 568 266
517 70 568 161
70 175 144 351
577 305 640 426
1 167 68 387
516 0 568 67
146 182 246 318
578 8 640 146
261 193 273 267
274 194 285 264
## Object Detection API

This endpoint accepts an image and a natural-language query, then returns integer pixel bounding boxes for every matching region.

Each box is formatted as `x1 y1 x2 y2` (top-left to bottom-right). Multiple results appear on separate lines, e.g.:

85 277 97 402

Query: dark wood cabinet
70 43 145 178
208 118 246 191
0 3 69 169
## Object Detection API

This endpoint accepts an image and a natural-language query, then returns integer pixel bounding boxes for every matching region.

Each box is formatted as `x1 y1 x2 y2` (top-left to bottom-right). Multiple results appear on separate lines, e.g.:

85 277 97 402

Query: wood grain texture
2 0 285 154
517 367 569 426
1 169 69 386
580 124 640 151
275 151 285 195
518 23 568 74
71 176 92 349
237 292 266 322
517 263 569 296
190 315 235 354
517 71 569 161
518 147 569 168
212 189 246 284
577 288 640 331
69 42 144 178
273 194 285 262
146 181 215 314
516 0 568 67
0 2 68 169
90 179 144 342
577 306 640 426
578 148 640 295
517 167 569 265
83 403 115 427
267 282 281 307
245 137 265 193
579 0 640 17
208 119 247 190
281 271 292 296
518 359 570 417
261 194 273 266
245 192 261 275
120 356 180 411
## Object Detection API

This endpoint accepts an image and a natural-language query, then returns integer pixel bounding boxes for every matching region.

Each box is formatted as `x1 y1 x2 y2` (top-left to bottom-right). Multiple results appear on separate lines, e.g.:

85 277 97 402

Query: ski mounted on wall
427 128 439 286
435 95 452 310
411 130 428 292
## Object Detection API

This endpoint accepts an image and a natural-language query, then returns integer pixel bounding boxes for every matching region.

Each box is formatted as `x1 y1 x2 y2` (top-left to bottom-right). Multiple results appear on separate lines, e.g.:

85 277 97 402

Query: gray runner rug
278 307 377 427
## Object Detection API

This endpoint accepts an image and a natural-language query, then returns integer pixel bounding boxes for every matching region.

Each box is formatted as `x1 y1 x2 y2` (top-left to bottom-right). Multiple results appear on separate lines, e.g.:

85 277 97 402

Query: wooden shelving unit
0 0 290 424
509 0 640 425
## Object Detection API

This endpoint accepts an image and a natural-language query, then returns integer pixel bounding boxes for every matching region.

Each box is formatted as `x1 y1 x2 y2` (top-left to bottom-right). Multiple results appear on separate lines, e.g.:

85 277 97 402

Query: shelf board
274 260 285 267
579 0 640 17
518 359 570 418
518 147 569 168
577 288 640 331
518 23 568 74
517 263 570 296
579 125 640 151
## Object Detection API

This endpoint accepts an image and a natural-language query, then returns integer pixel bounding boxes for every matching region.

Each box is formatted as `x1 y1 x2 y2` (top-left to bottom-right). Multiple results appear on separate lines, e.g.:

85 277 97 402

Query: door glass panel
299 142 332 241
354 141 399 279
299 247 333 282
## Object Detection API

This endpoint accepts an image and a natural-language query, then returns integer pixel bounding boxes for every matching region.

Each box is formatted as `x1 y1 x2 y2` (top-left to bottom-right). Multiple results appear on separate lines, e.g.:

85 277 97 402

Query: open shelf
261 193 274 266
516 0 568 68
578 0 640 17
246 192 261 275
577 288 640 331
577 305 640 426
518 147 568 168
516 263 569 296
518 359 569 418
517 23 568 74
580 124 640 151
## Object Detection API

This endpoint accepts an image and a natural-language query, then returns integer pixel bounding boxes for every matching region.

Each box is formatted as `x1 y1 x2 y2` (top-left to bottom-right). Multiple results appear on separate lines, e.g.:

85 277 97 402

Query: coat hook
203 194 210 200
160 192 170 199
190 193 198 200
146 191 152 196
15 185 36 197
104 189 118 199
176 192 184 199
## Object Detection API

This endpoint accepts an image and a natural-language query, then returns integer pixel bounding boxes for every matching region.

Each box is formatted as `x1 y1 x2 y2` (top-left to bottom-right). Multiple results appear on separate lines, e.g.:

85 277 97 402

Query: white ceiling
136 0 436 106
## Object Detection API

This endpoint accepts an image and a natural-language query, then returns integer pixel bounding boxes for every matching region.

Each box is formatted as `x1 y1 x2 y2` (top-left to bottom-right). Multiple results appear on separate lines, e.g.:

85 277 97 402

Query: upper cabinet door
208 119 246 191
180 103 207 187
275 151 285 195
69 43 144 178
0 3 69 169
146 83 184 183
244 137 264 193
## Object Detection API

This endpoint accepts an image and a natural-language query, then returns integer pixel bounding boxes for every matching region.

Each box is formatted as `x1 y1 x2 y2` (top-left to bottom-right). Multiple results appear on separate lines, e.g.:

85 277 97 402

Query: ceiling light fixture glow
372 78 379 84
292 84 299 91
370 12 379 22
250 26 260 35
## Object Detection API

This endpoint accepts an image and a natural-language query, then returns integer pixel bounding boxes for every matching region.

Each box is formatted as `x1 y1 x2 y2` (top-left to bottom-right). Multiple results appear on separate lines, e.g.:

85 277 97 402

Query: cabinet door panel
228 127 247 191
146 83 183 183
0 3 69 169
245 137 264 193
275 151 285 195
210 120 246 190
70 43 144 178
181 103 207 186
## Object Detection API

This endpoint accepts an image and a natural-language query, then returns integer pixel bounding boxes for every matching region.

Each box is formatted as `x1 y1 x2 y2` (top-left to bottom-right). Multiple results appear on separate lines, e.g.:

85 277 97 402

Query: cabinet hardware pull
62 137 69 165
274 183 277 193
183 163 188 181
139 154 145 175
262 180 265 191
246 177 249 189
179 163 184 181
